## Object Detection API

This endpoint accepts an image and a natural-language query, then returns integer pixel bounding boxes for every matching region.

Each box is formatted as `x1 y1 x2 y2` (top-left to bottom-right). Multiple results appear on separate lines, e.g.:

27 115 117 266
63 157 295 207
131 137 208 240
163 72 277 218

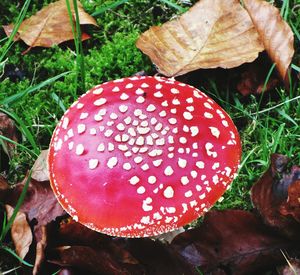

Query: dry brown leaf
171 210 300 274
33 226 47 275
5 204 33 259
0 112 18 158
251 154 300 240
136 0 264 77
243 0 294 81
32 150 49 182
3 0 98 49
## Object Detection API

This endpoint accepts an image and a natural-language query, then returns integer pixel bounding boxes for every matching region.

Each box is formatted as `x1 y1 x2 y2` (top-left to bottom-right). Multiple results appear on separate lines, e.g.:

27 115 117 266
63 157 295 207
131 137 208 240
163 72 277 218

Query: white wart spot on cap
204 112 213 119
94 98 107 106
93 87 103 95
125 83 133 89
163 186 174 198
120 93 129 100
77 124 86 134
137 186 146 194
75 144 84 155
148 176 157 184
209 127 220 138
222 120 229 127
62 117 69 129
178 158 187 168
183 112 193 120
80 112 89 120
107 157 118 169
181 176 189 185
142 197 153 211
89 159 99 170
196 161 205 169
164 166 174 176
129 176 140 185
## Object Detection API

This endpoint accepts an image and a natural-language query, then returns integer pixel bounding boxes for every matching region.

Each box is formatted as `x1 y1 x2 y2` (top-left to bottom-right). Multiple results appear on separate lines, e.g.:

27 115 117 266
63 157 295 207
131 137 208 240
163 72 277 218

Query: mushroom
48 76 241 238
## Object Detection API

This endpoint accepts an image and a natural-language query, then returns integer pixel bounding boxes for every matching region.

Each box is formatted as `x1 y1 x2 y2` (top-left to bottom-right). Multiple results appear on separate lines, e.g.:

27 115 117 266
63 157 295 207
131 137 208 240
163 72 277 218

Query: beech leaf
136 0 264 77
171 210 300 274
243 0 294 80
5 205 33 260
3 0 98 49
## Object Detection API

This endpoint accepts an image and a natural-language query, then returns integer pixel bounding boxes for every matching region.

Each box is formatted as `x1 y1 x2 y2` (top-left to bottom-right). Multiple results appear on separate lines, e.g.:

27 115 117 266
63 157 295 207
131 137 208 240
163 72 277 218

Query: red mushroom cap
48 76 241 238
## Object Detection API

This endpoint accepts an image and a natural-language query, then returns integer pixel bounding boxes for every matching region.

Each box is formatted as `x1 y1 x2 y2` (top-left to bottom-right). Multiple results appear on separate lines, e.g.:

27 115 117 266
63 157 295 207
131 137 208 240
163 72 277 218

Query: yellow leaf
136 0 264 77
243 0 294 80
3 0 98 49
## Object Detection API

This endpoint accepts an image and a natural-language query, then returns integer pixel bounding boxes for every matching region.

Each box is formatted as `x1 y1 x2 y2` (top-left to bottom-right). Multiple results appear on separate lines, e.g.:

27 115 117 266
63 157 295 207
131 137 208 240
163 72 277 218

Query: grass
0 0 299 272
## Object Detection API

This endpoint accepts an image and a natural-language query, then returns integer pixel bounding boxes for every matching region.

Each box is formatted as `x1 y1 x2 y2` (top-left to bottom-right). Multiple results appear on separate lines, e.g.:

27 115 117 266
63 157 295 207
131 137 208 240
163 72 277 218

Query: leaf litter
0 0 299 274
3 0 98 51
137 0 294 93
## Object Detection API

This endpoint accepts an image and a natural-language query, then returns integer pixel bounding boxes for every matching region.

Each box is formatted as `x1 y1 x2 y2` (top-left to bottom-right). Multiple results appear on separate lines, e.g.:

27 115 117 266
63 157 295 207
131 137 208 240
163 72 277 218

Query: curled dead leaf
3 0 98 50
32 150 49 182
279 179 300 223
5 204 33 260
243 0 294 81
0 112 18 159
33 226 47 275
251 154 300 240
137 0 264 77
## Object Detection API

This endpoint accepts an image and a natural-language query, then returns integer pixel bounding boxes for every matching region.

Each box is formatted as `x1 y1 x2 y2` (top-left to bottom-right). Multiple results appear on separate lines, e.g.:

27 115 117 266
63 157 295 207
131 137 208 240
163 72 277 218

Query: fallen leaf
3 0 98 50
119 238 197 275
0 112 18 158
49 245 134 275
5 205 33 260
136 0 264 77
251 154 300 240
279 179 300 223
33 226 47 275
46 218 196 274
243 0 294 81
57 217 111 247
4 176 66 242
32 150 49 182
171 210 300 274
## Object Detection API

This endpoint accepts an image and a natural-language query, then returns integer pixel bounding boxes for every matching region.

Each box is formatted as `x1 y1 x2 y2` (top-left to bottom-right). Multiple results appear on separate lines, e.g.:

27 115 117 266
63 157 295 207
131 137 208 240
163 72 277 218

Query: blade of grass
1 71 71 106
0 108 40 155
0 171 32 241
159 0 186 12
271 123 285 153
72 0 85 91
280 0 289 20
65 0 85 92
0 0 32 63
91 0 129 17
2 266 21 274
1 246 33 267
51 92 66 112
291 63 300 73
253 94 300 115
0 134 38 157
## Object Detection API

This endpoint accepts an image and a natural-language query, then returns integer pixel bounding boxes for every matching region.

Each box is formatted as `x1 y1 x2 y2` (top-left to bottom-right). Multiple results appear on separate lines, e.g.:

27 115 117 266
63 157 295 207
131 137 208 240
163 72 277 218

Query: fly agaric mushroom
48 76 241 238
